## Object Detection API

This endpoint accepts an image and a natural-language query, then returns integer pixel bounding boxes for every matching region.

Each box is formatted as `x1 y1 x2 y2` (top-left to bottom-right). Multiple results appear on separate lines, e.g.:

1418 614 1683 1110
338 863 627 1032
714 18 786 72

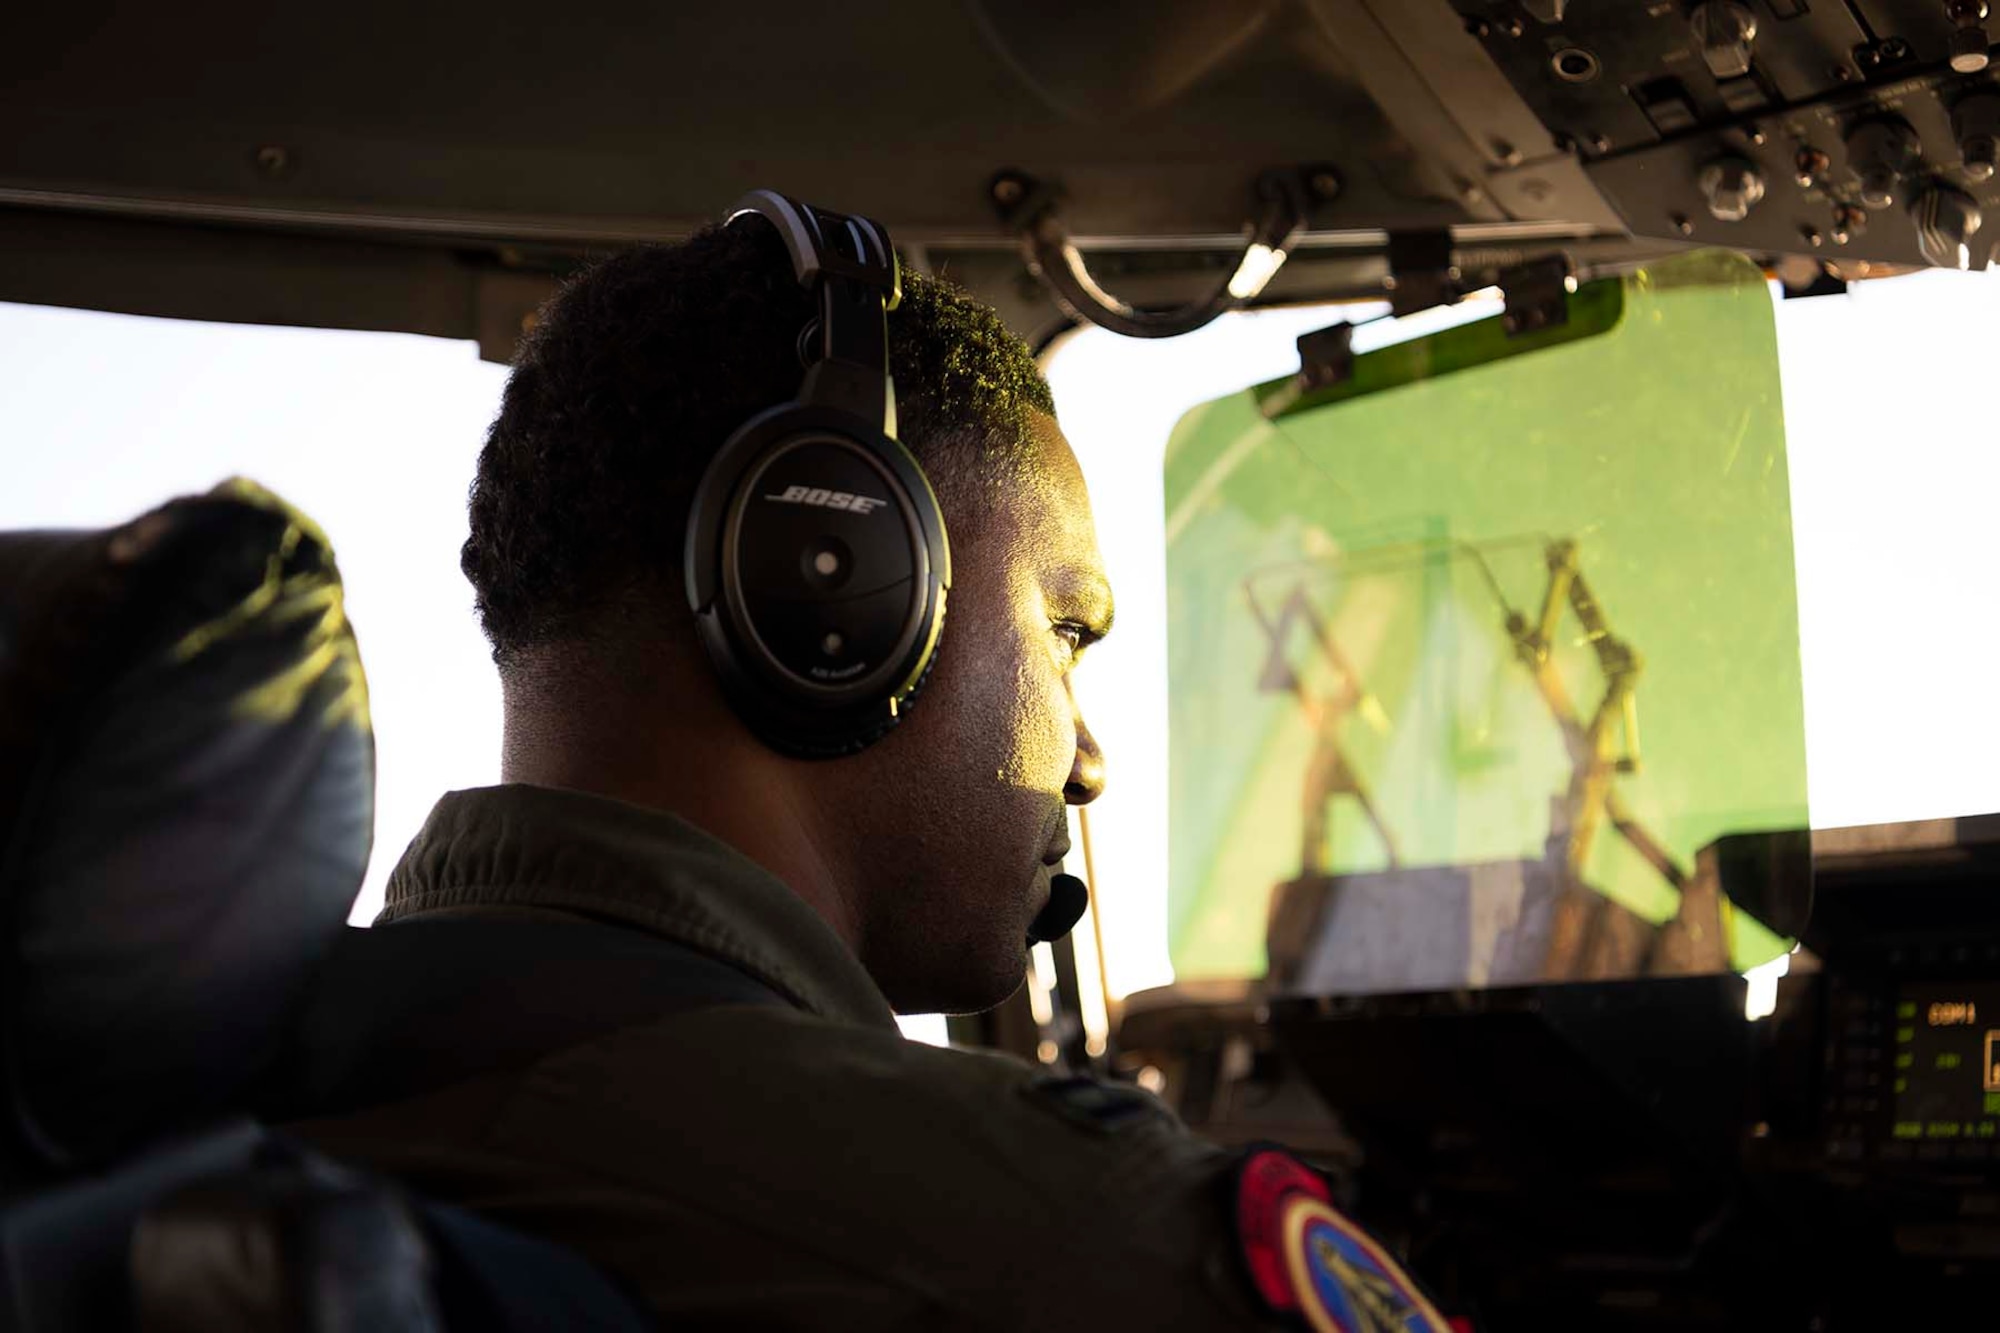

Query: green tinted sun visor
1165 251 1808 993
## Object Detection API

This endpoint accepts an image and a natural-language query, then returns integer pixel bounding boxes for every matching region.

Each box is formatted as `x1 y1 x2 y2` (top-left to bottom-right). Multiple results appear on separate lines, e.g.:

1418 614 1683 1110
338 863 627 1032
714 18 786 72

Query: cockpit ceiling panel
0 0 1487 245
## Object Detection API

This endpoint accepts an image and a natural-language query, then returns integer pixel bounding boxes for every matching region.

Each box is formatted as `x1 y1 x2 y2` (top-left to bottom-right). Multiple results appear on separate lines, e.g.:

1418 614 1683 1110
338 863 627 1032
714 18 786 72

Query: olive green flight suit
280 785 1325 1329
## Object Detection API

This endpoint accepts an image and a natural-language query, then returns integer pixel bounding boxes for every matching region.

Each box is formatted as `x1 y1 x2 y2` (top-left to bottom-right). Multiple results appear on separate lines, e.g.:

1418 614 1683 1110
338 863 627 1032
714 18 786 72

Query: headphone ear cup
685 406 949 758
781 604 946 759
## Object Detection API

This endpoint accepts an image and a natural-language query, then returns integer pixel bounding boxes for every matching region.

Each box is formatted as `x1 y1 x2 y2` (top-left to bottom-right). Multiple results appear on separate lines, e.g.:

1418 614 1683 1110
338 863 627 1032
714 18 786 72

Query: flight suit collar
379 783 899 1032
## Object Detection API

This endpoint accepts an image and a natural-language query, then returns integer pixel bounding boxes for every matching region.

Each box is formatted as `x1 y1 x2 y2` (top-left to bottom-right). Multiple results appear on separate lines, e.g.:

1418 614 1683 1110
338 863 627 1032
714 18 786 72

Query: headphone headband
726 191 903 309
727 191 901 436
689 192 948 758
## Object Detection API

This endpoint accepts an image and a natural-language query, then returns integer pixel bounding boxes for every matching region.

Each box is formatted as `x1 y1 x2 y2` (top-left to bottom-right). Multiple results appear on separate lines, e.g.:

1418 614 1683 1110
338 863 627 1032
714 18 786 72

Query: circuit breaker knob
1846 118 1922 209
1699 156 1766 221
1965 135 2000 182
1911 183 1985 268
1948 1 1993 74
1954 92 2000 182
1690 2 1759 80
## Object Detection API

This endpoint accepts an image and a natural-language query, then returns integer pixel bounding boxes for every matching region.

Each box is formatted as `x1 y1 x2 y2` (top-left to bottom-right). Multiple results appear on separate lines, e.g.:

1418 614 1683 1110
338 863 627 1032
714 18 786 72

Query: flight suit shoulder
473 1004 1443 1329
878 1039 1453 1331
733 1011 1455 1331
741 1006 1231 1192
475 1002 1276 1326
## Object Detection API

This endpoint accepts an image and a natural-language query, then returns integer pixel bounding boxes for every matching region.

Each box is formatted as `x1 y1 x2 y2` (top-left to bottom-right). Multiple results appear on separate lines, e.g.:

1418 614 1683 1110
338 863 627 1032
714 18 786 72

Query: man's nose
1065 712 1105 805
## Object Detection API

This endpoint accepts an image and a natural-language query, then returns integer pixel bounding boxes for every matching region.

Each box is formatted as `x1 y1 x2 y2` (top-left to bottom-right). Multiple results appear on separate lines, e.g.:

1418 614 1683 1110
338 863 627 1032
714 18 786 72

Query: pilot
275 203 1449 1331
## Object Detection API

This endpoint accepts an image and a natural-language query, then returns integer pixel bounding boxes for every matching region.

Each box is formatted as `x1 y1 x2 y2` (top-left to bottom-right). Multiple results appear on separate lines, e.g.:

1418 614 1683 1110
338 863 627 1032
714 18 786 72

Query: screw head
991 176 1025 205
1309 170 1342 199
252 144 291 176
1672 213 1696 236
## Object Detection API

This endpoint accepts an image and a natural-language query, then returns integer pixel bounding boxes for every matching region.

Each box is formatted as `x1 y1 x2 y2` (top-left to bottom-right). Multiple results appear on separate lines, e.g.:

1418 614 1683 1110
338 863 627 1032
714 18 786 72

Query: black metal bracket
1499 254 1575 336
1385 230 1457 319
989 170 1065 236
1294 321 1356 394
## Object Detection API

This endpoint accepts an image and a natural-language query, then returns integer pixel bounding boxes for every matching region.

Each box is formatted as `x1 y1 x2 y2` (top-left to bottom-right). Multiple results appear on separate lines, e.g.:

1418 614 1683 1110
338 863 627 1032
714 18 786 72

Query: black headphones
684 190 1091 947
683 191 951 760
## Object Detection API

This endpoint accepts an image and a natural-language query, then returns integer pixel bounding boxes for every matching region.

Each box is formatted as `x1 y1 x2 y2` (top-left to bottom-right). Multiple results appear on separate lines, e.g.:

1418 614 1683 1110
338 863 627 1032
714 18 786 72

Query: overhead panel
0 1 1598 346
1447 0 2000 270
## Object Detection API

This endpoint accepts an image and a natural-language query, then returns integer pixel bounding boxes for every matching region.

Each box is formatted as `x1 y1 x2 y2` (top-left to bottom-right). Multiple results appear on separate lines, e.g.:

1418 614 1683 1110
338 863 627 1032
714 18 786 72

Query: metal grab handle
996 169 1319 339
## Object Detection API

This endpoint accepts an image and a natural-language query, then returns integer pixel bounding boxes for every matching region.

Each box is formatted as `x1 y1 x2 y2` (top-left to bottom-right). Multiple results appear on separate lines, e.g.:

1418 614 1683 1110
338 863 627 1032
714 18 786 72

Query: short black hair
462 220 1056 666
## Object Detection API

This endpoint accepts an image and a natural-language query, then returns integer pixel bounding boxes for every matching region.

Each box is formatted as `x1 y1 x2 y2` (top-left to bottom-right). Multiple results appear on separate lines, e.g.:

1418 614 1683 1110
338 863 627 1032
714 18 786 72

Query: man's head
463 219 1110 1014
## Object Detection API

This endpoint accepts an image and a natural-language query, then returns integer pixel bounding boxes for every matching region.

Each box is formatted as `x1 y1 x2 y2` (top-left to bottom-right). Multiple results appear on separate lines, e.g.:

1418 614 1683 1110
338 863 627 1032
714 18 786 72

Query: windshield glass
1160 250 1805 992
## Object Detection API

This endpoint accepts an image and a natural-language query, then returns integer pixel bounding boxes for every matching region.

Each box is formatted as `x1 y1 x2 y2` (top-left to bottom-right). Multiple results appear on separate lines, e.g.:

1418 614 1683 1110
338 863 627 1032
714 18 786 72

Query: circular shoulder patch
1232 1148 1449 1333
1281 1194 1449 1333
1234 1148 1330 1311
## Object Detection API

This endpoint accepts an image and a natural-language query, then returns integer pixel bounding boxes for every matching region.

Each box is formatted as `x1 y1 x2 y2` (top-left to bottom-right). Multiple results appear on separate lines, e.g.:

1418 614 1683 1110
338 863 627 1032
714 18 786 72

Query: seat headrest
0 480 374 1178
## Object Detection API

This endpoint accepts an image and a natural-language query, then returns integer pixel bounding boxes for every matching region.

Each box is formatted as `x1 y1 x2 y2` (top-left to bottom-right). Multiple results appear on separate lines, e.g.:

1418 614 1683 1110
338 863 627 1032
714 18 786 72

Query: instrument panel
1117 816 2000 1326
1825 967 2000 1165
1892 981 2000 1143
1454 0 2000 269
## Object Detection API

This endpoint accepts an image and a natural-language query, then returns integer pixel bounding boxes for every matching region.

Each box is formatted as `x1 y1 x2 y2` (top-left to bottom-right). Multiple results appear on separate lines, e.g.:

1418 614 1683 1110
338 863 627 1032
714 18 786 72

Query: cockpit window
1161 251 1806 990
9 253 2000 1017
1047 262 2000 1013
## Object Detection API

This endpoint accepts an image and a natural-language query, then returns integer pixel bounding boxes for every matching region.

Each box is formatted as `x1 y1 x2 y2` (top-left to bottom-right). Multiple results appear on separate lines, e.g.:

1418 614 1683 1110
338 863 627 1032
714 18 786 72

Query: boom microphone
1026 873 1089 946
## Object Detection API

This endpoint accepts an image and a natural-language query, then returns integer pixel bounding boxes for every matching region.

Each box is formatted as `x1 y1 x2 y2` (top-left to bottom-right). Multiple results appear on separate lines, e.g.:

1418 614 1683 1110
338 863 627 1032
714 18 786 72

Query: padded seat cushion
0 480 373 1177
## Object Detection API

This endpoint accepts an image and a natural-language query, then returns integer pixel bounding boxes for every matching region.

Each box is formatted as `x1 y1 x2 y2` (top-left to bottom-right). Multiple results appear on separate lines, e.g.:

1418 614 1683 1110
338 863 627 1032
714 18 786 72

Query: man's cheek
1017 658 1076 789
975 652 1050 790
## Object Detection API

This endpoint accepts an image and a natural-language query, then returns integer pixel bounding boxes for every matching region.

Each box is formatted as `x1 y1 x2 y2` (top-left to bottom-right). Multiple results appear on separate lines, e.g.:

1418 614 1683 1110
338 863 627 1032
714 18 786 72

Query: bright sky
5 266 2000 1017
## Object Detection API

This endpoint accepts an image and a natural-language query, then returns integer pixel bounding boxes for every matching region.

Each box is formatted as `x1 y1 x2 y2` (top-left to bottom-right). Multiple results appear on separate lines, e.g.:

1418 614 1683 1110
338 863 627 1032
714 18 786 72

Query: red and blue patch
1232 1147 1451 1333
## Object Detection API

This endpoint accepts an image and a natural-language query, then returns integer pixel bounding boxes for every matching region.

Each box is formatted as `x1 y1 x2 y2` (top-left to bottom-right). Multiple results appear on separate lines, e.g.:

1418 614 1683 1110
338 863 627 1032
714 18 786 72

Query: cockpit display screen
1892 983 2000 1144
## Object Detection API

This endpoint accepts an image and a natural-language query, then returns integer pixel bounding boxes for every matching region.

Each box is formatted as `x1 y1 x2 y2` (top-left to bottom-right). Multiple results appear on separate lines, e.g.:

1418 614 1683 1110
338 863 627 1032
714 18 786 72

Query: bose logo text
766 485 887 515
